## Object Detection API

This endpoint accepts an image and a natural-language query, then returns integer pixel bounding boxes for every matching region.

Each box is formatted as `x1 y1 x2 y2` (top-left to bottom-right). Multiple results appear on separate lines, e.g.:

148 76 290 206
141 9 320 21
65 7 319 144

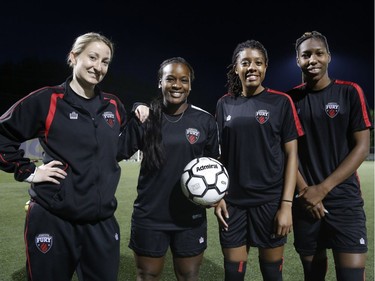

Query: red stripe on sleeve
268 89 304 137
106 98 121 124
336 80 372 127
45 93 64 141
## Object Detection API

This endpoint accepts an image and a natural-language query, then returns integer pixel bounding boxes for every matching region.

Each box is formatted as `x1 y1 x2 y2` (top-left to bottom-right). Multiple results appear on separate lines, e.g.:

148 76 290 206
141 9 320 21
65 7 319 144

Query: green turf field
0 161 373 280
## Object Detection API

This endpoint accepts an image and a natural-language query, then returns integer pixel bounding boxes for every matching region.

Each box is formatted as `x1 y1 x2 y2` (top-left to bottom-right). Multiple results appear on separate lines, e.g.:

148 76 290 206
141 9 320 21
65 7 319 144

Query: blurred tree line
0 59 373 152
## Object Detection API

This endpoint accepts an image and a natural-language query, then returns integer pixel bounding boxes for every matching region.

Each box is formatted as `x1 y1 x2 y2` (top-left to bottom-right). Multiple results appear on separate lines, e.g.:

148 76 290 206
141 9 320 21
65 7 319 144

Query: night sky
1 0 374 115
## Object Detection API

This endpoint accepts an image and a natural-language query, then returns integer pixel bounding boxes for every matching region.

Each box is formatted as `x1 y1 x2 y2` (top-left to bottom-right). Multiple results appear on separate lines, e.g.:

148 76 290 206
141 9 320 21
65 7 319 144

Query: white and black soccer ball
180 157 229 206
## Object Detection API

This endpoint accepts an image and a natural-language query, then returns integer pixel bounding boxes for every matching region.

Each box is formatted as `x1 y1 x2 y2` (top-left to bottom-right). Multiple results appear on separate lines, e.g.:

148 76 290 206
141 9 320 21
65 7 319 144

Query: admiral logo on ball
35 233 53 254
185 128 200 144
103 111 115 127
196 163 218 172
325 102 339 118
256 110 269 124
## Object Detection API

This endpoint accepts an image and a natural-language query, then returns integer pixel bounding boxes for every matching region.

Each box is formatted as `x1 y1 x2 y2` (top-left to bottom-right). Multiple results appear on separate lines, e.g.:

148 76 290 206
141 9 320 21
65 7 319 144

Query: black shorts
292 204 368 256
128 222 207 258
220 200 287 249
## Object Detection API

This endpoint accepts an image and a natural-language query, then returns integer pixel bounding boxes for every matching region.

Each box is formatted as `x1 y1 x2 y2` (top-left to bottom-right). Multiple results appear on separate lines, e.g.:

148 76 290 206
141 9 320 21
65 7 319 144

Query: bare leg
133 252 165 281
173 253 204 281
333 252 367 281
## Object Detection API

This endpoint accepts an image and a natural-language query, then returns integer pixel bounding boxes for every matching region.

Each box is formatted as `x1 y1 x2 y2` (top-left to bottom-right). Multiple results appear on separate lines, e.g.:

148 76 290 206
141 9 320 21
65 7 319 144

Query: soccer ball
180 157 229 206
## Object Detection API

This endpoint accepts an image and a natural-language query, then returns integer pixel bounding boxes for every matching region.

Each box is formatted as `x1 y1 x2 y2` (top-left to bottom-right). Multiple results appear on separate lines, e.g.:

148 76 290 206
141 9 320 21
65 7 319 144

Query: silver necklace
163 111 185 123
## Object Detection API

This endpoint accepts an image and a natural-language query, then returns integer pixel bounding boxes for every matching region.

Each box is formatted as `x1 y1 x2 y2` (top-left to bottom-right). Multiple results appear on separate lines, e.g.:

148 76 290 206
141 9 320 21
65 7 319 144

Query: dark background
1 0 374 115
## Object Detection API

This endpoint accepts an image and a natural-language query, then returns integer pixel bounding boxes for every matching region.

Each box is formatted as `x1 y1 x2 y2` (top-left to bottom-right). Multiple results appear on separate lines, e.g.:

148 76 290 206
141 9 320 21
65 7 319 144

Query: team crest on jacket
186 128 200 144
256 110 269 124
103 111 115 127
35 233 53 254
325 102 339 118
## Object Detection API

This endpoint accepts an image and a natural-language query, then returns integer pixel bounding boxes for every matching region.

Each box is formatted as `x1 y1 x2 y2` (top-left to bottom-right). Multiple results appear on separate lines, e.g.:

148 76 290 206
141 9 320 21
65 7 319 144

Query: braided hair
141 57 195 172
226 40 268 97
295 31 330 54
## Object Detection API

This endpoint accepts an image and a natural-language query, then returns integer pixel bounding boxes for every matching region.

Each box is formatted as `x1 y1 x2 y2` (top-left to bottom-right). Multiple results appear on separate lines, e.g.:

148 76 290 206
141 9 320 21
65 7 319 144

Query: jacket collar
60 76 106 105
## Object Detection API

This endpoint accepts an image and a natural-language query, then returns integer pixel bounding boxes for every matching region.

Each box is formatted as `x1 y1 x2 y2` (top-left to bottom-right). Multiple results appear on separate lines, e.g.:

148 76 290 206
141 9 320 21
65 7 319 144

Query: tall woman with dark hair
287 31 372 281
118 57 220 281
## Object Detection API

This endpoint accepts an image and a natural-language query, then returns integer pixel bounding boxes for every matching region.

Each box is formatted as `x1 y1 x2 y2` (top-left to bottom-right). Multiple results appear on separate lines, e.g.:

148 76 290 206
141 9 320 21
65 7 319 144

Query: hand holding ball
181 157 229 206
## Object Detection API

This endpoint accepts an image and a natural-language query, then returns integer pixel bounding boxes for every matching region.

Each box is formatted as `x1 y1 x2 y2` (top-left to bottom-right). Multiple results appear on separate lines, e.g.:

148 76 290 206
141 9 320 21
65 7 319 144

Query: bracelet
282 199 293 203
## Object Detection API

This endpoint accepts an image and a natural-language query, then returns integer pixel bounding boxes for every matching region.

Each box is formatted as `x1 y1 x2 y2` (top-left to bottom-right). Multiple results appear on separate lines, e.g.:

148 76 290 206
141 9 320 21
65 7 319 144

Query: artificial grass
0 161 373 280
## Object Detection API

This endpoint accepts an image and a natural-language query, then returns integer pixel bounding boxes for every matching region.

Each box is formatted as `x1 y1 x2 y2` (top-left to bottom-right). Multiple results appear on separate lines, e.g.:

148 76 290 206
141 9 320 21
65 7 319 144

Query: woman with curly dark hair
214 39 304 281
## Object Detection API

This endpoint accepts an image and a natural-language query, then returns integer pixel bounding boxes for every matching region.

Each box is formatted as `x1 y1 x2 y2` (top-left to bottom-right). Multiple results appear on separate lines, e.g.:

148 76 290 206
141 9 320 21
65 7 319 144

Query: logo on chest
255 110 269 124
325 102 339 118
103 111 116 127
69 111 78 120
185 128 200 144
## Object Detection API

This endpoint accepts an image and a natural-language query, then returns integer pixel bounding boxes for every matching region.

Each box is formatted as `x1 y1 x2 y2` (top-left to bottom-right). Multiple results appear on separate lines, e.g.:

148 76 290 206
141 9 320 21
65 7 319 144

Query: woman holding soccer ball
287 31 372 281
118 57 220 281
214 40 304 281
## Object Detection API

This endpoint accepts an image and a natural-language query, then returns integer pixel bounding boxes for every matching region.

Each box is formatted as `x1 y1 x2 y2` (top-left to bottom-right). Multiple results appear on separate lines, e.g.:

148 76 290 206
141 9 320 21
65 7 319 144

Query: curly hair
226 40 268 97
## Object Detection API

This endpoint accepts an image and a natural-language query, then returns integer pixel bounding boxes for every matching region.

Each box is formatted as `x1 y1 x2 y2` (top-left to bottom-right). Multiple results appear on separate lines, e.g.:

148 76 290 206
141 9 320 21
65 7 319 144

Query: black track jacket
0 77 129 223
